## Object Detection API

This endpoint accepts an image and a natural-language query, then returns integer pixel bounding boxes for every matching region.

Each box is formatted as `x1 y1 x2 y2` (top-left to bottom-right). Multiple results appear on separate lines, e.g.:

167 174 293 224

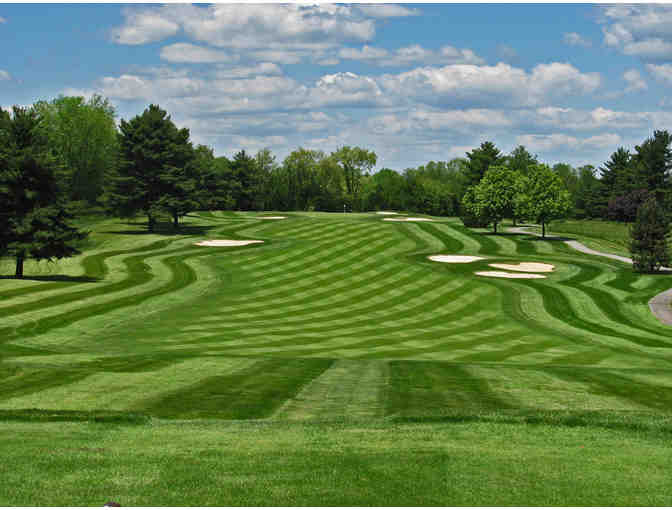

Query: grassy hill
1 211 671 505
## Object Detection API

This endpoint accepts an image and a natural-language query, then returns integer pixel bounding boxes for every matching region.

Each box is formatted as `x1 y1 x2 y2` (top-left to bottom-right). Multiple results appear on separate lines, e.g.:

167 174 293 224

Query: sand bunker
475 271 546 279
195 240 264 247
376 211 399 215
429 255 484 263
488 262 555 273
257 216 286 219
383 217 433 222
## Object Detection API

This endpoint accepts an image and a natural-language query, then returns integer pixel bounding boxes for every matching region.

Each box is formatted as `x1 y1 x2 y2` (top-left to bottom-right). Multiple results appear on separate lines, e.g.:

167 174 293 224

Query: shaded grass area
2 416 672 506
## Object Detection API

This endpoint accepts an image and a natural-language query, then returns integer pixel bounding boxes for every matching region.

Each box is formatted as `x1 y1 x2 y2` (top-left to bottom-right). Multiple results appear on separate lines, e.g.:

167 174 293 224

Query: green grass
544 219 633 257
1 211 672 505
2 416 672 506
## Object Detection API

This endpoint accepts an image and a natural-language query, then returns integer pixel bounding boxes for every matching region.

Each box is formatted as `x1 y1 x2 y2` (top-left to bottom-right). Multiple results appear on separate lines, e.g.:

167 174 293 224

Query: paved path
507 226 672 326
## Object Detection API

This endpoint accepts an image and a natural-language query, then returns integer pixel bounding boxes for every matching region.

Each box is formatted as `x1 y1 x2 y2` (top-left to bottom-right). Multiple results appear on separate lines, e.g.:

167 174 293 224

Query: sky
2 3 672 172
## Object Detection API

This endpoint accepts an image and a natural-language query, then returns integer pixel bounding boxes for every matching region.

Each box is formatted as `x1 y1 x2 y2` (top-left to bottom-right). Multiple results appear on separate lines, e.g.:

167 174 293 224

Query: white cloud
516 133 621 152
112 4 375 52
356 5 419 18
111 7 180 45
410 109 513 131
646 63 672 84
623 69 647 92
160 43 235 64
338 44 389 61
379 62 599 108
0 16 6 24
250 49 303 65
600 5 672 61
0 70 10 80
338 44 484 67
563 32 592 47
317 58 340 66
215 63 282 79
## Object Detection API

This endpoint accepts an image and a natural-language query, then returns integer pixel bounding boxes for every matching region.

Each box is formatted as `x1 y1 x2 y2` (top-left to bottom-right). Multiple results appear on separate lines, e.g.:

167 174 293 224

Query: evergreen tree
0 106 87 278
633 130 672 195
107 104 196 231
464 141 504 187
505 145 538 176
630 197 671 273
230 150 262 210
599 147 632 201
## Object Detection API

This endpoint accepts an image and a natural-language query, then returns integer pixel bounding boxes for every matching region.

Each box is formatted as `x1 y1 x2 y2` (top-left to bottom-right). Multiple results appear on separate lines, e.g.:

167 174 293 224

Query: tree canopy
107 104 196 231
0 106 87 277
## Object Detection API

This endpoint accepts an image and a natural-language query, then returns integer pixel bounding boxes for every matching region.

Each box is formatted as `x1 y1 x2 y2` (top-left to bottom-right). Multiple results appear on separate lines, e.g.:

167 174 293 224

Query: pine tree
630 197 671 273
106 104 196 231
464 141 504 187
0 106 87 278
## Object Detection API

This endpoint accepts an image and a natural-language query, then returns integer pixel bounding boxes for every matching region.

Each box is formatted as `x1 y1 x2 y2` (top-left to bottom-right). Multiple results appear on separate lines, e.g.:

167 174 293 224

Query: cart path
507 226 672 326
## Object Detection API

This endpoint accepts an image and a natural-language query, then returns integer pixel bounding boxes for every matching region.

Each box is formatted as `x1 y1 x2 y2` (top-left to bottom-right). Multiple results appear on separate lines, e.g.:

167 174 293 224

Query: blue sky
2 3 672 171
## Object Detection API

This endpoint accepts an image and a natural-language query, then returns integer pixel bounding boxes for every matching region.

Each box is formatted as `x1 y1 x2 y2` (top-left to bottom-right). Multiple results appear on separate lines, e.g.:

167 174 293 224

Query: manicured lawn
1 211 671 505
2 416 672 506
545 219 632 257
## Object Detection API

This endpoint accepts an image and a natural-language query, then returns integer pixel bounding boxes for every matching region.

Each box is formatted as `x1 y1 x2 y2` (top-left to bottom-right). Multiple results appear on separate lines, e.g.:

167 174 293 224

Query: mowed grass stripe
1 249 211 344
386 360 517 416
273 359 388 420
134 358 334 419
0 239 175 304
0 358 258 412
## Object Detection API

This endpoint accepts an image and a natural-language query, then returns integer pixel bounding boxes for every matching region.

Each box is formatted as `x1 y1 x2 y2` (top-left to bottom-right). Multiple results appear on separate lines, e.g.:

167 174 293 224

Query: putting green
1 211 671 420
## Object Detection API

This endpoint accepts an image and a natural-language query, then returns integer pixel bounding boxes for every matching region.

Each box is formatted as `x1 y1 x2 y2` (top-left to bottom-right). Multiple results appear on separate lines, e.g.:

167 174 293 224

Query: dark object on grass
103 502 121 507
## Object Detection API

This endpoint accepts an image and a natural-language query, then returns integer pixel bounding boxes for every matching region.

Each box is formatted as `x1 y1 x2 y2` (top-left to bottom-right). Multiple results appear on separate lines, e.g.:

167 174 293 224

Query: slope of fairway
1 212 672 420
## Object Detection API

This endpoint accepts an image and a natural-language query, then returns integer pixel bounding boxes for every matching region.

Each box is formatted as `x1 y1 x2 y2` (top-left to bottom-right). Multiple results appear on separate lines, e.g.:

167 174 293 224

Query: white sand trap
376 211 399 215
476 271 546 279
488 262 555 273
257 216 287 219
383 217 433 222
195 240 264 247
429 255 484 263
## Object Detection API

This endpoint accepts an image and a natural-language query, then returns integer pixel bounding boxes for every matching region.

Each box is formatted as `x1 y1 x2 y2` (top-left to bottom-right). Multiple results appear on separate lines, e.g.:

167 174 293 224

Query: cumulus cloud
516 133 621 152
215 63 282 79
111 7 180 45
356 5 419 18
160 43 235 64
379 62 600 108
563 32 591 47
0 70 10 80
338 44 484 67
646 63 672 84
600 5 672 61
623 69 647 92
112 4 375 52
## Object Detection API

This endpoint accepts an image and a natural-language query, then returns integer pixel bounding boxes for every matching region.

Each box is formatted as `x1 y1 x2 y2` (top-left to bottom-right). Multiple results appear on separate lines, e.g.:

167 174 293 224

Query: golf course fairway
1 211 671 506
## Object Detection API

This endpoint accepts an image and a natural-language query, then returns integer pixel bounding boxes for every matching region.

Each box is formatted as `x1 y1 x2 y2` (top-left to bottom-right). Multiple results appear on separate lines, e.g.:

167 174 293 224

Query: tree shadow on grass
0 274 101 282
102 222 216 237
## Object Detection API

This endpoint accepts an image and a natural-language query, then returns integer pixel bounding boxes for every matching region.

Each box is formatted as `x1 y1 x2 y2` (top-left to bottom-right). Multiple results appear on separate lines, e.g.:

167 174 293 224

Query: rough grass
1 211 672 505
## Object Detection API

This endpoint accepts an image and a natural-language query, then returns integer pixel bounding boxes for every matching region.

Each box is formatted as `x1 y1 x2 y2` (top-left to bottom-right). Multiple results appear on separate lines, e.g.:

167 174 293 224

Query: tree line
1 96 670 276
